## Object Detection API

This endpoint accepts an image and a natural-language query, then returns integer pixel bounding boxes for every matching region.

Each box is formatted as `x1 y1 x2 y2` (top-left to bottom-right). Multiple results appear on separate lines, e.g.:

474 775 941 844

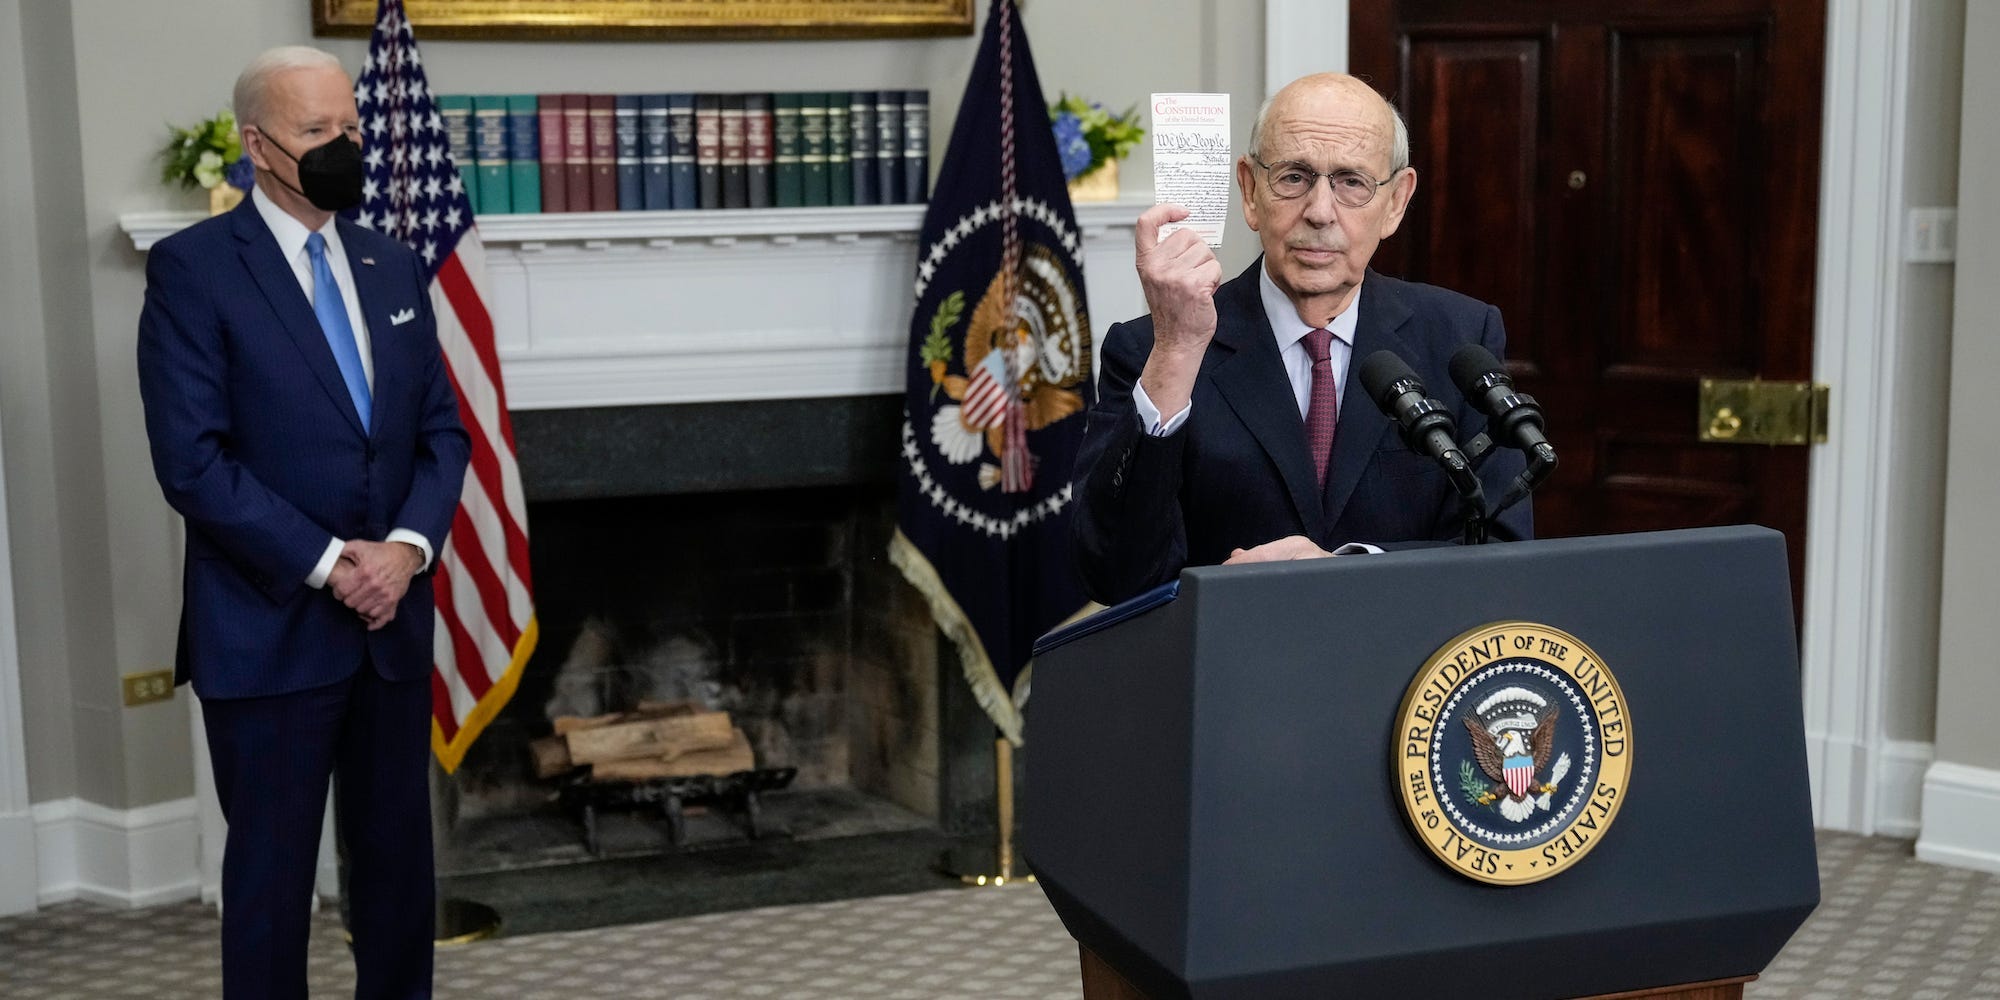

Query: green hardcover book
773 93 803 208
826 91 852 207
437 94 480 209
799 92 829 208
505 94 541 215
470 94 512 214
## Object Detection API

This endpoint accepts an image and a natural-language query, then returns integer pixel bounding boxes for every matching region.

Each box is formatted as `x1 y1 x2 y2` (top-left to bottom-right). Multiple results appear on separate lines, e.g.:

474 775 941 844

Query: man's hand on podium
1224 535 1334 564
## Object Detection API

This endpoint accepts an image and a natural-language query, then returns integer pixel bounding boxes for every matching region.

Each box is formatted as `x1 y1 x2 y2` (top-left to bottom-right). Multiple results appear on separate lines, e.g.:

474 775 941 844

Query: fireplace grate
559 767 800 855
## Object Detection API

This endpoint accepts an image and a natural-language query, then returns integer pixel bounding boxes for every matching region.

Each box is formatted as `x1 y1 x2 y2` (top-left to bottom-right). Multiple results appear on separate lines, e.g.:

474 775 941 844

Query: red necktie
1303 327 1338 488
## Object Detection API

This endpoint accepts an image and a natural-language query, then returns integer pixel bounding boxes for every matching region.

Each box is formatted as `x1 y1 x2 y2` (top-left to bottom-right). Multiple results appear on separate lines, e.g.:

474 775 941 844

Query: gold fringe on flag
431 617 540 773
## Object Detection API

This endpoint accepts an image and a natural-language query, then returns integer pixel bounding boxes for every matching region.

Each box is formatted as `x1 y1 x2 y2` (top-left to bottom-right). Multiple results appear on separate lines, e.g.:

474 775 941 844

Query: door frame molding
1275 0 1909 834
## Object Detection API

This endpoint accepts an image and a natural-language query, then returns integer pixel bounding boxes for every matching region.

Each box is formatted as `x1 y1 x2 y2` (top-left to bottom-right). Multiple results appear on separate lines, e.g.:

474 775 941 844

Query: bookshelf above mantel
118 199 1152 411
118 199 1153 253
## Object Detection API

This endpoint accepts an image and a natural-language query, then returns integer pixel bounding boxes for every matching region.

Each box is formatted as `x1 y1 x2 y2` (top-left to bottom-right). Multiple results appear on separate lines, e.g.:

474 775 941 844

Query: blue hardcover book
874 91 903 204
666 94 697 210
848 92 876 206
614 94 643 211
902 89 929 204
640 94 671 211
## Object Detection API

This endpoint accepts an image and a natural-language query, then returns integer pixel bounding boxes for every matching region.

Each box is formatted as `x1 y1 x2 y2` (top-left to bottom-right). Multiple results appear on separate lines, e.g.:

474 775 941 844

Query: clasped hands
328 539 423 631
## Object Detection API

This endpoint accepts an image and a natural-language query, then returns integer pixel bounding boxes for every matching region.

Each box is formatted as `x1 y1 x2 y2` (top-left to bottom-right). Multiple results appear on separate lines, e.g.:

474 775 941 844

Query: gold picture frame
313 0 975 40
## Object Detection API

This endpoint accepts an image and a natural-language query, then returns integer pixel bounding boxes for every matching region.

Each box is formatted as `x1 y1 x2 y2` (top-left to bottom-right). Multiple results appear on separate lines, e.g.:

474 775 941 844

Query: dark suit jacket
137 198 470 699
1072 260 1532 604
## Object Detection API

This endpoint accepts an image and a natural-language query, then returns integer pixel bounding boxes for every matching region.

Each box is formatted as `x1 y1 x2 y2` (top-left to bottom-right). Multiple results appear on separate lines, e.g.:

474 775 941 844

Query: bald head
1249 74 1409 175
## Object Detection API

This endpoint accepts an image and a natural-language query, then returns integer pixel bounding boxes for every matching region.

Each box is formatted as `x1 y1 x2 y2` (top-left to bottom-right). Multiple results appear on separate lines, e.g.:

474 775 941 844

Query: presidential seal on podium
1393 621 1633 885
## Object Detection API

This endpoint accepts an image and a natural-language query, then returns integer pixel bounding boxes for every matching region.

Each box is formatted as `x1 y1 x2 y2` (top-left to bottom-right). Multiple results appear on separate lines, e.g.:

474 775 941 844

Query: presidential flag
890 0 1093 745
351 0 537 772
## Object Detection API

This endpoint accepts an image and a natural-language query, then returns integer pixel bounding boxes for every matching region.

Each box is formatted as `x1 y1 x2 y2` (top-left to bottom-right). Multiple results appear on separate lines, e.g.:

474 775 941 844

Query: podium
1025 527 1818 1000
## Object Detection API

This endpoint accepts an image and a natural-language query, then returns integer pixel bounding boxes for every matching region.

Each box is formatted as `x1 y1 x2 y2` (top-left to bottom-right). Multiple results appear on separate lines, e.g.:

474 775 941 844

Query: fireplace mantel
120 202 1150 410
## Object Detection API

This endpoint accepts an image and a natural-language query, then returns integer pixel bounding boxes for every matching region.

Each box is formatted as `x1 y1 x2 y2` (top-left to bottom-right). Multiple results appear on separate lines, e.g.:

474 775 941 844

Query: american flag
352 0 537 773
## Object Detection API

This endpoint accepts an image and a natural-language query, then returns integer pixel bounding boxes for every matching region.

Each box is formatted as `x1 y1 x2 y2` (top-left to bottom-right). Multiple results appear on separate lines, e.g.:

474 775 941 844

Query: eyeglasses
1252 155 1399 207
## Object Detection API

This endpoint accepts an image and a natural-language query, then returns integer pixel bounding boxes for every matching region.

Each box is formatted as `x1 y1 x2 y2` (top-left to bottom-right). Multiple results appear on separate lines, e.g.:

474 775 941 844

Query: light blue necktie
305 232 372 432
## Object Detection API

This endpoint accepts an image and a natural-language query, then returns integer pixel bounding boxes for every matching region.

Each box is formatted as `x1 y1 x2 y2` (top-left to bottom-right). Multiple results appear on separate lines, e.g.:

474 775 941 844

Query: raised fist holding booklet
1070 73 1533 605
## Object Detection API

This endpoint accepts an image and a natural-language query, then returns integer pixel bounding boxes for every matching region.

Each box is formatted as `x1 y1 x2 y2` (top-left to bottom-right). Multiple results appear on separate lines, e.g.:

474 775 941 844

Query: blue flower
1052 112 1092 180
224 154 256 192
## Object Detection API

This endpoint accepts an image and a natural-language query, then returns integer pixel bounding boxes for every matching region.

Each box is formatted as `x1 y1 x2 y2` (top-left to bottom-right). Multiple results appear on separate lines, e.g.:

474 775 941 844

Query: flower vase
1067 159 1120 202
208 182 244 216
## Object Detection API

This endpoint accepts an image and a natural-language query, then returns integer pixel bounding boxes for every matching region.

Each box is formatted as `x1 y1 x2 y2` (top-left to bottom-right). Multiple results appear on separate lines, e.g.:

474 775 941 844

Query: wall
1877 0 1963 749
1919 0 2000 874
0 0 1266 820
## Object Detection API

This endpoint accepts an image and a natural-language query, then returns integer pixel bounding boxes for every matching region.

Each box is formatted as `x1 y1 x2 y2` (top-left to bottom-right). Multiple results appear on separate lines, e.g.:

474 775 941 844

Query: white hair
1248 89 1411 174
233 46 344 130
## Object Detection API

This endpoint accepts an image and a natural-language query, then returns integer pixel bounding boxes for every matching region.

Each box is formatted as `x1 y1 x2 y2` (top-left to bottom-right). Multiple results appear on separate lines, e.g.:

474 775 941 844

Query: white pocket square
389 308 417 326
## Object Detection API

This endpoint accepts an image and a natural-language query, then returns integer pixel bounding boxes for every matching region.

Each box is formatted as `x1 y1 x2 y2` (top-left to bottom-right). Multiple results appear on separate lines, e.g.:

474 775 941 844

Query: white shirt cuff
385 528 435 572
1131 382 1192 437
306 537 345 589
1331 542 1385 555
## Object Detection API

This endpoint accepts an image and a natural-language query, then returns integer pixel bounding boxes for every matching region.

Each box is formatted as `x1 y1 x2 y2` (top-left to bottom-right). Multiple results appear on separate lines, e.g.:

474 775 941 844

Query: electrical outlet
1905 207 1957 263
121 669 176 707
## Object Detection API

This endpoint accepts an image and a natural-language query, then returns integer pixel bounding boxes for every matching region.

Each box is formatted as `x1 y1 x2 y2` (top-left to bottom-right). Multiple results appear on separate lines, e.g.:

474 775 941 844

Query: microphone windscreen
1448 343 1505 395
1357 350 1418 409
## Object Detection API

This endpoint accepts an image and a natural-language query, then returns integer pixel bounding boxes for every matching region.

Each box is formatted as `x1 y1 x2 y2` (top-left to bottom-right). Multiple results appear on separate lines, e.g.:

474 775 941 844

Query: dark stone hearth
512 396 904 500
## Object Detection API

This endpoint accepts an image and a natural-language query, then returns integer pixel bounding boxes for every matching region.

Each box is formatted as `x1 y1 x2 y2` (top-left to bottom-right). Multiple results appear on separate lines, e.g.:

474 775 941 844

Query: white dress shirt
1132 264 1361 434
250 187 435 587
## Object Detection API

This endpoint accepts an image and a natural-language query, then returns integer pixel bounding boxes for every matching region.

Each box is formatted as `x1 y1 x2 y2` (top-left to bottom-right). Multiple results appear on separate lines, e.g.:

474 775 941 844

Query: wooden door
1352 0 1825 611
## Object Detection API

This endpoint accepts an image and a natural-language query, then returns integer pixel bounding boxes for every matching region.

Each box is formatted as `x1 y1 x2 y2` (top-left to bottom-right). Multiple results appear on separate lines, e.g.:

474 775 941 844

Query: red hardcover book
588 94 618 212
561 94 590 213
537 94 567 212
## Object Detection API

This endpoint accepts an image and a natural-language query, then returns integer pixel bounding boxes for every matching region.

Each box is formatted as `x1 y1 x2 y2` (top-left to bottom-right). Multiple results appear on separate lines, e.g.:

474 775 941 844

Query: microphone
1357 350 1472 478
1447 344 1557 469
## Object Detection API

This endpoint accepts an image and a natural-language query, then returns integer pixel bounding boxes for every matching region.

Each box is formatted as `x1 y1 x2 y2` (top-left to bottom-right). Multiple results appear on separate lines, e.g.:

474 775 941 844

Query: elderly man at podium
1072 73 1532 604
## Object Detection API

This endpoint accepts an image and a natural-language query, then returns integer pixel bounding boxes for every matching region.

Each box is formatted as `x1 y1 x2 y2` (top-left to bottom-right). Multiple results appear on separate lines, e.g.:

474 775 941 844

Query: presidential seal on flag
1393 621 1632 885
917 218 1090 495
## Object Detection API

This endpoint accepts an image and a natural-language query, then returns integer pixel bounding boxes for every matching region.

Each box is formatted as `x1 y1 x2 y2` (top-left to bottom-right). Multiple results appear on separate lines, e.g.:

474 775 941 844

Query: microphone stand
1464 434 1556 529
1443 451 1488 545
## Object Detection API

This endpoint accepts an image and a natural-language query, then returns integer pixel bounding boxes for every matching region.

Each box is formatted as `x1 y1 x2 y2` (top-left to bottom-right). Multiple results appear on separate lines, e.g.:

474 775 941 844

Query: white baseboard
0 809 39 915
32 797 201 908
1875 740 1934 838
1807 734 1934 836
1915 760 2000 875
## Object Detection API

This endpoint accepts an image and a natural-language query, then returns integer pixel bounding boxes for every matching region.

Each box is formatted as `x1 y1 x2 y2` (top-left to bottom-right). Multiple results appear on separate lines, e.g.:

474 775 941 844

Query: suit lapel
1322 271 1414 528
339 221 400 444
231 201 367 438
1207 262 1326 539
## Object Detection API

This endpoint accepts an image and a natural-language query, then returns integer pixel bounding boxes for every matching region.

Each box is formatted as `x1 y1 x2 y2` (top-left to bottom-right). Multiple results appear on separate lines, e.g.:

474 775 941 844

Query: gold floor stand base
940 844 1037 887
435 898 502 946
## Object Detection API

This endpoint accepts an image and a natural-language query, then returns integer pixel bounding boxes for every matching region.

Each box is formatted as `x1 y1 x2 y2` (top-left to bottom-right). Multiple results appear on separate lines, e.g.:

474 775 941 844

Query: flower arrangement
158 109 255 195
1048 94 1145 182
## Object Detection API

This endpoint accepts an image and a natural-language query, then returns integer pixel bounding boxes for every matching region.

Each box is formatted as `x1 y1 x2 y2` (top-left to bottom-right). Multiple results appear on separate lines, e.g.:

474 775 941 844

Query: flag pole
430 761 502 945
945 736 1034 887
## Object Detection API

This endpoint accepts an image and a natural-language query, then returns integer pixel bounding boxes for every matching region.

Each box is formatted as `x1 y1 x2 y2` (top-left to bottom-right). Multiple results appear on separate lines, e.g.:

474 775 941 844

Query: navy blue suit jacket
1072 261 1532 605
137 198 470 700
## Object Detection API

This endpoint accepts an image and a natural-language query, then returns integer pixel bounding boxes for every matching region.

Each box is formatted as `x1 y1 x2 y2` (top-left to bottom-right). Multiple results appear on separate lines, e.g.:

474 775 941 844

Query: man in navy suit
136 46 468 1000
1074 73 1532 605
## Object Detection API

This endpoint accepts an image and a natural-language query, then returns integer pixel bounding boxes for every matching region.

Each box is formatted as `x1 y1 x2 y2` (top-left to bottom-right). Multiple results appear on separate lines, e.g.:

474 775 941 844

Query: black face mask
262 132 365 212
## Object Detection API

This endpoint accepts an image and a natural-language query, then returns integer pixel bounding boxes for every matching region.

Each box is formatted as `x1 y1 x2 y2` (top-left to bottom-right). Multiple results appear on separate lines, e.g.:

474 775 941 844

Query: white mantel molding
121 202 1150 412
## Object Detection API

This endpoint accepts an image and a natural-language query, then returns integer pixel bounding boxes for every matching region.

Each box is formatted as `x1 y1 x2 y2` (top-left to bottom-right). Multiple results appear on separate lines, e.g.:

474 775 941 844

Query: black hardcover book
848 92 877 206
902 89 929 205
875 90 903 204
666 94 696 211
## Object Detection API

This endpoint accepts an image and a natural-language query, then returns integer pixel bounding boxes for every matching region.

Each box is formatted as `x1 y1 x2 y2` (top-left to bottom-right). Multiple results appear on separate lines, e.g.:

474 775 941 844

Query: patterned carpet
3 831 1996 999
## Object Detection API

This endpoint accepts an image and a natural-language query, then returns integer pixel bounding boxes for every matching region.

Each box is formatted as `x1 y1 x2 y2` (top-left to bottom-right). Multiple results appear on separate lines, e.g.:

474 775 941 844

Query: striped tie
1303 327 1338 488
305 233 372 432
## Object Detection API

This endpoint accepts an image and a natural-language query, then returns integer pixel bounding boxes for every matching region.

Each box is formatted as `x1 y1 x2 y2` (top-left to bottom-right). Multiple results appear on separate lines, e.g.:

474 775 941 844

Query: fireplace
436 397 1003 895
